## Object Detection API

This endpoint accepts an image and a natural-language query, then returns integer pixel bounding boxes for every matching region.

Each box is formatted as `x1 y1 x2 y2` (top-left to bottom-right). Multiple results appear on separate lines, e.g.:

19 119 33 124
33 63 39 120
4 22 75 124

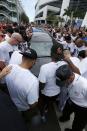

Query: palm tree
63 7 72 18
46 13 64 26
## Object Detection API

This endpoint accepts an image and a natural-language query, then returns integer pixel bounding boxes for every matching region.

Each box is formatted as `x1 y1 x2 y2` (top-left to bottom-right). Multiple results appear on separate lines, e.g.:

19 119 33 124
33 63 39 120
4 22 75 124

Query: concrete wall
60 0 70 19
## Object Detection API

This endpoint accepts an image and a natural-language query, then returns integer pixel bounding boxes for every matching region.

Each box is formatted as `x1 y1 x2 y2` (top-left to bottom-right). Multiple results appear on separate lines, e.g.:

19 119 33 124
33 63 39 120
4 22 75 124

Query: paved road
27 103 61 131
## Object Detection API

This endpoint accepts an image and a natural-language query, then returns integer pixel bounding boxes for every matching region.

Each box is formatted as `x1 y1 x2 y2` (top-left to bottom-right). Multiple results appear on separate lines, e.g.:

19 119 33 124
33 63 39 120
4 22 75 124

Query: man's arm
64 56 81 75
0 66 12 79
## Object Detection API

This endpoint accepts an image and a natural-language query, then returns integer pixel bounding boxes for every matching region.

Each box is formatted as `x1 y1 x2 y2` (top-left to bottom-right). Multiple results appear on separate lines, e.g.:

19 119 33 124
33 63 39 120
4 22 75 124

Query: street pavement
22 102 87 131
27 103 61 131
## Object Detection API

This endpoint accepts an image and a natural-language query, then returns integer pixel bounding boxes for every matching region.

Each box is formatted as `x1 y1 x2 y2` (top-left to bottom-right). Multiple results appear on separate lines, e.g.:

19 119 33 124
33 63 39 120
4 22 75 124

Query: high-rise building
60 0 87 19
0 0 24 22
35 0 87 24
35 0 63 24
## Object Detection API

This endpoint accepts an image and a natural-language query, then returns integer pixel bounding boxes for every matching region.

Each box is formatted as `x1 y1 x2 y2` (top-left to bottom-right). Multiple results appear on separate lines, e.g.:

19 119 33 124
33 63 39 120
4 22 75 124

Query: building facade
35 0 87 24
0 0 24 22
60 0 87 19
35 0 63 24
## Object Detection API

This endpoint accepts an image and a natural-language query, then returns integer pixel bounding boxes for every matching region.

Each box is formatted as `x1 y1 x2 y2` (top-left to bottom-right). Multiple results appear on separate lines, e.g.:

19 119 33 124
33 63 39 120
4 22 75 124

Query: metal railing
0 1 17 12
0 10 17 21
0 10 10 18
7 0 16 4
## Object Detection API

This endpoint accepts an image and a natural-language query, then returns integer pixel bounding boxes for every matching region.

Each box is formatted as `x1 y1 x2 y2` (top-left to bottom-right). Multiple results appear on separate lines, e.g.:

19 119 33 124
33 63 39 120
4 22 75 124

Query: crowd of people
0 21 87 131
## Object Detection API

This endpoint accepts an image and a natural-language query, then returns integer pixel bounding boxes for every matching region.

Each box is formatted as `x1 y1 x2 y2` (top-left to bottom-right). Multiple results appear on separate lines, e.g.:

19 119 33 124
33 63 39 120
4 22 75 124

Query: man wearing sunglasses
0 32 23 66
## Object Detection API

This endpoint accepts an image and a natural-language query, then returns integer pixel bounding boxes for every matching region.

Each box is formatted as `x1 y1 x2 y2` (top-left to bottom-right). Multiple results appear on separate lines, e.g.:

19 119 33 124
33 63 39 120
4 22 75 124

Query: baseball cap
20 48 37 60
56 65 73 87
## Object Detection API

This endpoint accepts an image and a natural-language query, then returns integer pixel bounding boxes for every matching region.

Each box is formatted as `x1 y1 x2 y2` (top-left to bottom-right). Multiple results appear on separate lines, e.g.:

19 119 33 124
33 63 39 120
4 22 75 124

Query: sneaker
65 128 72 131
59 116 70 122
41 115 47 123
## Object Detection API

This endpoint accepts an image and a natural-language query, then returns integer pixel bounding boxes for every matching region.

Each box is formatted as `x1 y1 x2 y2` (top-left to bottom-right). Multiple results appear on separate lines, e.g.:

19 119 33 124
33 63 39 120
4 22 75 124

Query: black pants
62 99 87 131
21 106 39 122
0 83 9 95
38 93 58 116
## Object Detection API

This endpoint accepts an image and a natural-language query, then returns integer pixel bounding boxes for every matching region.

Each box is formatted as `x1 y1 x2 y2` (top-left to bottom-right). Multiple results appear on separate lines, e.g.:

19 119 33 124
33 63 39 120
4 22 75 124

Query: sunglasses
13 37 22 43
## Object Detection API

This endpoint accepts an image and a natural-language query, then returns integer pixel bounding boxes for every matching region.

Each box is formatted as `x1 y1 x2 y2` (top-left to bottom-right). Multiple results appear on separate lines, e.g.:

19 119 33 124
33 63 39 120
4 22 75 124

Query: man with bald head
0 32 23 65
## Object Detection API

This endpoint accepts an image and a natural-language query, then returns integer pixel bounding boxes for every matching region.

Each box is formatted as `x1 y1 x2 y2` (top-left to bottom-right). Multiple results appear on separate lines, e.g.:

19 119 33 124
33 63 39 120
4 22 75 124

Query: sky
21 0 37 22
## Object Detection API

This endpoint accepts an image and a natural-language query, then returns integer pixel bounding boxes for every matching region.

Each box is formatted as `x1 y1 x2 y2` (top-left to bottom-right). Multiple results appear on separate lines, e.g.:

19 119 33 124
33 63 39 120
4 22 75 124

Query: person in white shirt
0 33 22 65
38 44 64 122
61 35 77 56
79 57 87 79
6 49 39 112
75 37 87 56
38 43 80 121
0 66 28 131
56 65 87 131
9 50 22 65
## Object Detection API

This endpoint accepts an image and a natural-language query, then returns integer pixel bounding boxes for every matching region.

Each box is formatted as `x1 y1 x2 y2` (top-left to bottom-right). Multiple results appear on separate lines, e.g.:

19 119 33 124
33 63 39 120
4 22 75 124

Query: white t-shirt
38 61 67 97
77 46 87 52
0 41 18 65
5 34 10 41
5 64 39 111
78 57 87 79
70 57 80 67
9 50 22 65
61 41 77 56
76 46 87 57
69 73 87 108
71 35 77 41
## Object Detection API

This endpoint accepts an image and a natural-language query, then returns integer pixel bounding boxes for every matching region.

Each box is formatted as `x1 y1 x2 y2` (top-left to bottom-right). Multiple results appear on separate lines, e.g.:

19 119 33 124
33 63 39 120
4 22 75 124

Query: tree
63 8 72 18
63 7 85 20
46 13 58 25
46 13 64 26
73 10 85 19
20 12 29 24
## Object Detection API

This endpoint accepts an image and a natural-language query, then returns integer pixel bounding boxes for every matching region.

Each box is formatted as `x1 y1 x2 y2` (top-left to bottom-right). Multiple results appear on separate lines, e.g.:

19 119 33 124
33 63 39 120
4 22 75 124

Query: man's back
6 64 39 111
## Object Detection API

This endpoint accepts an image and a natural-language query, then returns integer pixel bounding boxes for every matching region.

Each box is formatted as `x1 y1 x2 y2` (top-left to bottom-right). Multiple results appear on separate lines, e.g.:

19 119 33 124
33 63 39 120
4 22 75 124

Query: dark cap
20 48 37 60
56 65 73 87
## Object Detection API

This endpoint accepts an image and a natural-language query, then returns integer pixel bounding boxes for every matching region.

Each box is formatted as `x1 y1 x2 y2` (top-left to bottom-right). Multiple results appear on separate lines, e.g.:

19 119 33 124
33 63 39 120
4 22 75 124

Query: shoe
65 128 72 131
41 115 47 123
44 109 48 114
59 116 70 122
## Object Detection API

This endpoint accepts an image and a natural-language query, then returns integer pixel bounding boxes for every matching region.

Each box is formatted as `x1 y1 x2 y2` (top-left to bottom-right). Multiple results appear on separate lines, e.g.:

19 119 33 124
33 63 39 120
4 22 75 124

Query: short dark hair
51 44 63 61
78 50 86 58
6 27 14 34
51 44 63 55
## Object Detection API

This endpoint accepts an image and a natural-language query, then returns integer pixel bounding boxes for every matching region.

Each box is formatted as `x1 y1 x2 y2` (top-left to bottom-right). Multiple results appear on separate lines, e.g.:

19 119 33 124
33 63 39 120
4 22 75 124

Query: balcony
0 1 17 12
0 10 10 19
7 0 16 4
0 10 17 21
